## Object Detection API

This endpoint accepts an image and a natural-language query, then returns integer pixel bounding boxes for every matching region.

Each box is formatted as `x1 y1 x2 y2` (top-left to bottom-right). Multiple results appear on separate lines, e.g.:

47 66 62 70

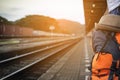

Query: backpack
89 14 120 80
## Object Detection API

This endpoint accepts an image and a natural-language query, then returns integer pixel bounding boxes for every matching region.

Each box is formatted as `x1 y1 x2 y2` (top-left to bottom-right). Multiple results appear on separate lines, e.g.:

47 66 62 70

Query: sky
0 0 85 24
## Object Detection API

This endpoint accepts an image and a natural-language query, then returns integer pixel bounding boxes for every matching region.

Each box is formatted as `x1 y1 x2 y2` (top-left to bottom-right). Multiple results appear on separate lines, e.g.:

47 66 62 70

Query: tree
15 15 61 33
0 16 12 24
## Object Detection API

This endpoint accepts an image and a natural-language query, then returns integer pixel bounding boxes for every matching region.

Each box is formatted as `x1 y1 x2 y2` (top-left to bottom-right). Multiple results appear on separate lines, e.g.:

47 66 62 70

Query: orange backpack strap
108 60 120 80
108 60 117 80
116 33 120 80
116 60 120 80
108 33 120 80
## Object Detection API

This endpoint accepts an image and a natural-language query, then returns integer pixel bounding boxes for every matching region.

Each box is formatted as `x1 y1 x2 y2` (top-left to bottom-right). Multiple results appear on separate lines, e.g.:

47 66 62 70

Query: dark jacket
92 29 120 60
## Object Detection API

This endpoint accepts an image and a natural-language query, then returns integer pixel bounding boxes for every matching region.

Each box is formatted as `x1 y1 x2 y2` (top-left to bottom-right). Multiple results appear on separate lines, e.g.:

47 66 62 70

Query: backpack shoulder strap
108 60 117 80
108 33 120 80
96 31 113 60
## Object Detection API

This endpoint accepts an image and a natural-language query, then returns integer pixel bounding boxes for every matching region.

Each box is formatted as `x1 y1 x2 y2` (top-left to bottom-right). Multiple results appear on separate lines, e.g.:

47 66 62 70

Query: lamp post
49 26 55 39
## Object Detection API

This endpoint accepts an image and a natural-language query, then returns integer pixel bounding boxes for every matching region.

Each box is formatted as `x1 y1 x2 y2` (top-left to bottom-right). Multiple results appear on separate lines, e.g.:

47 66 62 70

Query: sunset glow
0 0 85 24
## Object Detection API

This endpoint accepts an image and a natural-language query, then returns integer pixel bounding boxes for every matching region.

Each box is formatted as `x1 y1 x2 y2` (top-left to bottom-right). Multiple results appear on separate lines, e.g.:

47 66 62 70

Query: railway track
0 38 81 80
0 37 68 46
0 37 78 60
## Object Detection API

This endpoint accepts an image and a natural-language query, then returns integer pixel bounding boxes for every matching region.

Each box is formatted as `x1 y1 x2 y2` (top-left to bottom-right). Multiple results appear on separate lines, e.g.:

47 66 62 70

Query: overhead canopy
83 0 107 34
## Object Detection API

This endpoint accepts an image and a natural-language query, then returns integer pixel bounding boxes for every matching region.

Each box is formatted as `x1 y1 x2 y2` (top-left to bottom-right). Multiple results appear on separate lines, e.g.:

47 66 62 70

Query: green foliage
15 15 61 32
0 16 12 24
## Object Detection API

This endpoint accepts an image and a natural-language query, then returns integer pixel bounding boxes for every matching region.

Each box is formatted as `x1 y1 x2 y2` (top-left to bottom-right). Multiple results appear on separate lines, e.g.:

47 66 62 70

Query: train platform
38 36 93 80
0 39 57 53
0 38 53 46
0 37 78 54
0 39 20 45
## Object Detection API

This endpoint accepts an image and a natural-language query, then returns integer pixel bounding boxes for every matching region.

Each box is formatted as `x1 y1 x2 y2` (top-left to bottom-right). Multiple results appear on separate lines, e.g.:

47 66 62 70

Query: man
90 0 120 80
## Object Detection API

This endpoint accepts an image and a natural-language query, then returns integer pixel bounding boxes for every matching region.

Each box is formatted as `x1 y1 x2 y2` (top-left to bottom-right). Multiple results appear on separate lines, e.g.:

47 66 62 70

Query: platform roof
83 0 107 34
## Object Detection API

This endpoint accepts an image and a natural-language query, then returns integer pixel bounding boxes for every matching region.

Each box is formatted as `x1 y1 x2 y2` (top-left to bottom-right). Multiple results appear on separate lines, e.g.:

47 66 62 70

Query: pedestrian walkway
38 37 93 80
